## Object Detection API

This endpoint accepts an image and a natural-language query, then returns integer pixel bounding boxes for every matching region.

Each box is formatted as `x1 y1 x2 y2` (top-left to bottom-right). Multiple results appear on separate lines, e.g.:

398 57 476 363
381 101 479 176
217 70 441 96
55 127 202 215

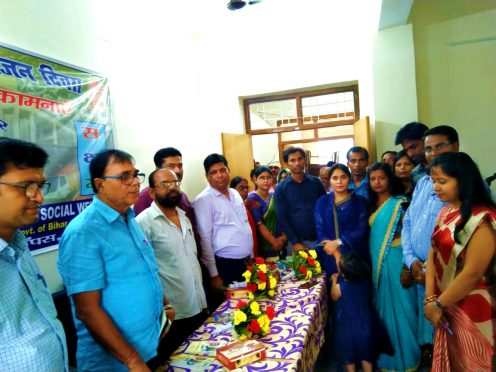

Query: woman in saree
424 152 496 371
368 162 420 371
393 150 415 200
245 166 287 258
314 163 369 282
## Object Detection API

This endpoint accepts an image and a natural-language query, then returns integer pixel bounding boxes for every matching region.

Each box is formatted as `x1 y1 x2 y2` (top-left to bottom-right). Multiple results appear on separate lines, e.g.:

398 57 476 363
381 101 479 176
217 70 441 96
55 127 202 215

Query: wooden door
221 133 255 190
353 116 376 163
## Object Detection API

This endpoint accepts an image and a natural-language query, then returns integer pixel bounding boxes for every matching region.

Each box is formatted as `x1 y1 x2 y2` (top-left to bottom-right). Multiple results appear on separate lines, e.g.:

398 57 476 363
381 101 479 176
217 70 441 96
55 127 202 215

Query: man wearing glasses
401 125 459 368
137 168 207 367
0 137 68 371
58 149 164 371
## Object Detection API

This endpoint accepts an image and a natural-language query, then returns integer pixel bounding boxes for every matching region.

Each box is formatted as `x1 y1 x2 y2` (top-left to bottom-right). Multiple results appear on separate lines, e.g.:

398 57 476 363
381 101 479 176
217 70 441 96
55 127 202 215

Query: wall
0 0 381 291
372 24 418 157
410 1 496 193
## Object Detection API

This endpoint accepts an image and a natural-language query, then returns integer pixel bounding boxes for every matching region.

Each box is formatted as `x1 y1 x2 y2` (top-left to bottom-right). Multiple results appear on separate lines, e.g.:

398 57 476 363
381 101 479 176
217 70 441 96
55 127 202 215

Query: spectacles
0 181 51 198
425 143 451 154
153 180 181 189
101 173 145 185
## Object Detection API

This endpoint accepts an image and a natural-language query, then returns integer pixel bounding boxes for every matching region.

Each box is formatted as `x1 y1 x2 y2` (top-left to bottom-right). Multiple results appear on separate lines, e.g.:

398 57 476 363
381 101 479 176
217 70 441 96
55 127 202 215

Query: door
221 133 255 190
353 116 376 163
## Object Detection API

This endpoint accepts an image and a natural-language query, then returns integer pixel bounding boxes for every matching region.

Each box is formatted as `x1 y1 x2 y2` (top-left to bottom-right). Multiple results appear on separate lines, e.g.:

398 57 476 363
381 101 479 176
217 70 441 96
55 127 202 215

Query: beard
156 191 182 208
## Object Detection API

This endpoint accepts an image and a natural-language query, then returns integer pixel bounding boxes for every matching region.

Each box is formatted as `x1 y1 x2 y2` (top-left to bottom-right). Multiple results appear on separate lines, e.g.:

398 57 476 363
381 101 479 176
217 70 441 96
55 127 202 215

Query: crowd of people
1 121 495 372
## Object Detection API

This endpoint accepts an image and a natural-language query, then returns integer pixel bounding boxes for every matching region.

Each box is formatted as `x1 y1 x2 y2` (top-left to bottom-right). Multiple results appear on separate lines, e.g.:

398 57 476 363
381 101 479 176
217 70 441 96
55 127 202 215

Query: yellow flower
250 301 261 315
268 289 275 297
233 310 247 325
306 270 313 280
242 270 252 281
258 315 270 334
299 251 308 259
258 281 266 291
316 266 322 274
248 292 254 300
269 276 277 289
258 264 267 273
309 250 317 259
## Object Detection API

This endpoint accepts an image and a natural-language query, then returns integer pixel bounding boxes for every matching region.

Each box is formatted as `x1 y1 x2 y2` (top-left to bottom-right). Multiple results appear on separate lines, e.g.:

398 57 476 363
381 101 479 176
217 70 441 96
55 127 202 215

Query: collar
287 173 312 184
0 230 26 258
206 184 233 199
149 201 185 223
93 196 135 224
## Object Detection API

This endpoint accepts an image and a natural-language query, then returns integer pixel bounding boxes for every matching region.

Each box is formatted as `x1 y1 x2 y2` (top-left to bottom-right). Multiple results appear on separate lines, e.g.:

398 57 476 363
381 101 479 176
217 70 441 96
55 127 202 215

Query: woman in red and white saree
424 152 496 372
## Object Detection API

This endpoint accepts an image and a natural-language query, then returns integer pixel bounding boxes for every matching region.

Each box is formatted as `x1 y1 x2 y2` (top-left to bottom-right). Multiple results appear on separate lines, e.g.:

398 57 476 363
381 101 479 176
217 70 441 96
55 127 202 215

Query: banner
0 43 113 254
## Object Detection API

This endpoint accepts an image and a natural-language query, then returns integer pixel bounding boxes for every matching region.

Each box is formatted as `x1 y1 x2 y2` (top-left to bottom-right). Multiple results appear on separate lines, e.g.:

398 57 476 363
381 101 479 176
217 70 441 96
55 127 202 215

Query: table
164 275 328 372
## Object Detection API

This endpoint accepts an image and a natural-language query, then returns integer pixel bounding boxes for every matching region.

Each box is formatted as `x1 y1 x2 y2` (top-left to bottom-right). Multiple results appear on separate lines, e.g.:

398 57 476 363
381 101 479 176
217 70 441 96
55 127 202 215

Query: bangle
165 304 174 311
423 295 437 306
434 298 444 309
123 349 137 366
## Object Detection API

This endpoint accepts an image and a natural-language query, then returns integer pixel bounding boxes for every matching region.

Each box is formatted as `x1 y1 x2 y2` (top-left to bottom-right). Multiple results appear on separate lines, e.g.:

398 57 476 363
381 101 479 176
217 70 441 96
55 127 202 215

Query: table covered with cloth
164 275 328 372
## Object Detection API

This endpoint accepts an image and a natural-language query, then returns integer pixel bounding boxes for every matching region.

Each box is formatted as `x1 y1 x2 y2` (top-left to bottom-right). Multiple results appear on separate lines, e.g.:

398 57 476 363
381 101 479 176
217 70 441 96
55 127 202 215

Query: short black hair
153 147 182 168
230 176 247 189
338 251 371 281
89 149 134 193
346 146 369 161
203 153 228 173
283 147 305 163
424 125 459 144
381 150 397 159
326 160 336 167
395 122 429 145
0 137 48 177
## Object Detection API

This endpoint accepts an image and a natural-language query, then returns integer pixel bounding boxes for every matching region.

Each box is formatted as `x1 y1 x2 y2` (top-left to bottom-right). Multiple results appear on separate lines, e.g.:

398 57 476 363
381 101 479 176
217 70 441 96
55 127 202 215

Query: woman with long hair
393 150 415 199
314 163 369 282
245 166 287 258
424 152 496 371
368 162 421 371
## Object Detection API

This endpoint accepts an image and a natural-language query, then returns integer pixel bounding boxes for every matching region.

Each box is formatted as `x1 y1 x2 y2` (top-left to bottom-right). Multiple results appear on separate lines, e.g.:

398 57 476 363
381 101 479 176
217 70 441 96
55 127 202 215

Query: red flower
257 271 267 282
247 265 253 272
246 283 257 292
247 319 261 334
255 257 264 264
236 300 247 309
266 305 275 320
299 265 307 275
307 257 315 266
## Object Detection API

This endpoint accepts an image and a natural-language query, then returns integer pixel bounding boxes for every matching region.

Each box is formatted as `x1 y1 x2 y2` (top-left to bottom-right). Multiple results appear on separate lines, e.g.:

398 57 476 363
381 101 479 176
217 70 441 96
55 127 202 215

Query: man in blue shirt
402 125 459 367
0 137 68 371
58 149 167 371
346 146 370 200
274 147 325 254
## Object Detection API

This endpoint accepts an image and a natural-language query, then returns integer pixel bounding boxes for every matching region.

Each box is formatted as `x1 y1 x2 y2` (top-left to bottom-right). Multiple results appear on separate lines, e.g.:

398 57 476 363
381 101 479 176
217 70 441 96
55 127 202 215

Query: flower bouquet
233 300 275 340
280 249 322 280
241 257 279 299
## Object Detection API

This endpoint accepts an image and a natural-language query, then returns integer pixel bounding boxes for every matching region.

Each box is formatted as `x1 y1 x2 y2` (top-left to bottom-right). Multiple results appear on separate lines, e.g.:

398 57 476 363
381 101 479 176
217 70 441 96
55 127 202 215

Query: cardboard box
216 339 266 370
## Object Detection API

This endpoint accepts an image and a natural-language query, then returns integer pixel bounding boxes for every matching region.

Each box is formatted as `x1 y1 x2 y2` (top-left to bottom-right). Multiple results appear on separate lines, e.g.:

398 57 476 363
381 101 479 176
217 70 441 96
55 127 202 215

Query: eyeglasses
0 181 51 198
153 180 181 190
100 173 145 185
425 143 451 154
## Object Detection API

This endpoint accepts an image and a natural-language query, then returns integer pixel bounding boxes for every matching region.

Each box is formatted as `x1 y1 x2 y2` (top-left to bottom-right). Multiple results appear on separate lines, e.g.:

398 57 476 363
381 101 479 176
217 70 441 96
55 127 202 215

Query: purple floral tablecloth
164 275 328 372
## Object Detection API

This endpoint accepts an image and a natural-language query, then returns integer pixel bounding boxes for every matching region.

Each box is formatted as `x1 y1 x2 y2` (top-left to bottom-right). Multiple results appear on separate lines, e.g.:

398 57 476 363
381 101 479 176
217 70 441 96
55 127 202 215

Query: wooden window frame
243 84 360 135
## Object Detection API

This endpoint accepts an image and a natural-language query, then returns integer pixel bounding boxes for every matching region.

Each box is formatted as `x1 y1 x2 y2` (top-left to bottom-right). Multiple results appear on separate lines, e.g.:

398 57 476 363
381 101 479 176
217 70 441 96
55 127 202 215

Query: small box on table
216 339 266 370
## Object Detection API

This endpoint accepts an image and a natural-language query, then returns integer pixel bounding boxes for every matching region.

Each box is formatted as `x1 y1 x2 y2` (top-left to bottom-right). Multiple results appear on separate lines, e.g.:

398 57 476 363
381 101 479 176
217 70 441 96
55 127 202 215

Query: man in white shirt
194 154 253 308
137 168 207 365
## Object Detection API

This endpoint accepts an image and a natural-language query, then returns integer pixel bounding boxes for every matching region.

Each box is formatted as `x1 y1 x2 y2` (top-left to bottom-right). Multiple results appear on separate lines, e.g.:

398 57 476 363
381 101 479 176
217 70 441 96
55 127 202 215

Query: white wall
372 24 418 157
1 0 382 291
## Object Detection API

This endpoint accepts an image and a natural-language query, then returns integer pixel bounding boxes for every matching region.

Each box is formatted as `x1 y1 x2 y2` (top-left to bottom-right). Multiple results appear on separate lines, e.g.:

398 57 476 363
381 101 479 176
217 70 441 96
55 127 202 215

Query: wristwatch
337 239 343 246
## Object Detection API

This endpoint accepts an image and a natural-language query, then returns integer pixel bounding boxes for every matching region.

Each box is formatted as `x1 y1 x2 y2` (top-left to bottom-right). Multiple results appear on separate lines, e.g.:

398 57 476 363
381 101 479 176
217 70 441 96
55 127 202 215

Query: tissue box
216 339 266 370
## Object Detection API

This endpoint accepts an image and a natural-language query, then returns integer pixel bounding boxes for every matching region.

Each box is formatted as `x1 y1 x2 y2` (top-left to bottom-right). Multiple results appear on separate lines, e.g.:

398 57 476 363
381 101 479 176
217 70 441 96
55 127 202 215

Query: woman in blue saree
314 163 369 282
368 162 420 371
